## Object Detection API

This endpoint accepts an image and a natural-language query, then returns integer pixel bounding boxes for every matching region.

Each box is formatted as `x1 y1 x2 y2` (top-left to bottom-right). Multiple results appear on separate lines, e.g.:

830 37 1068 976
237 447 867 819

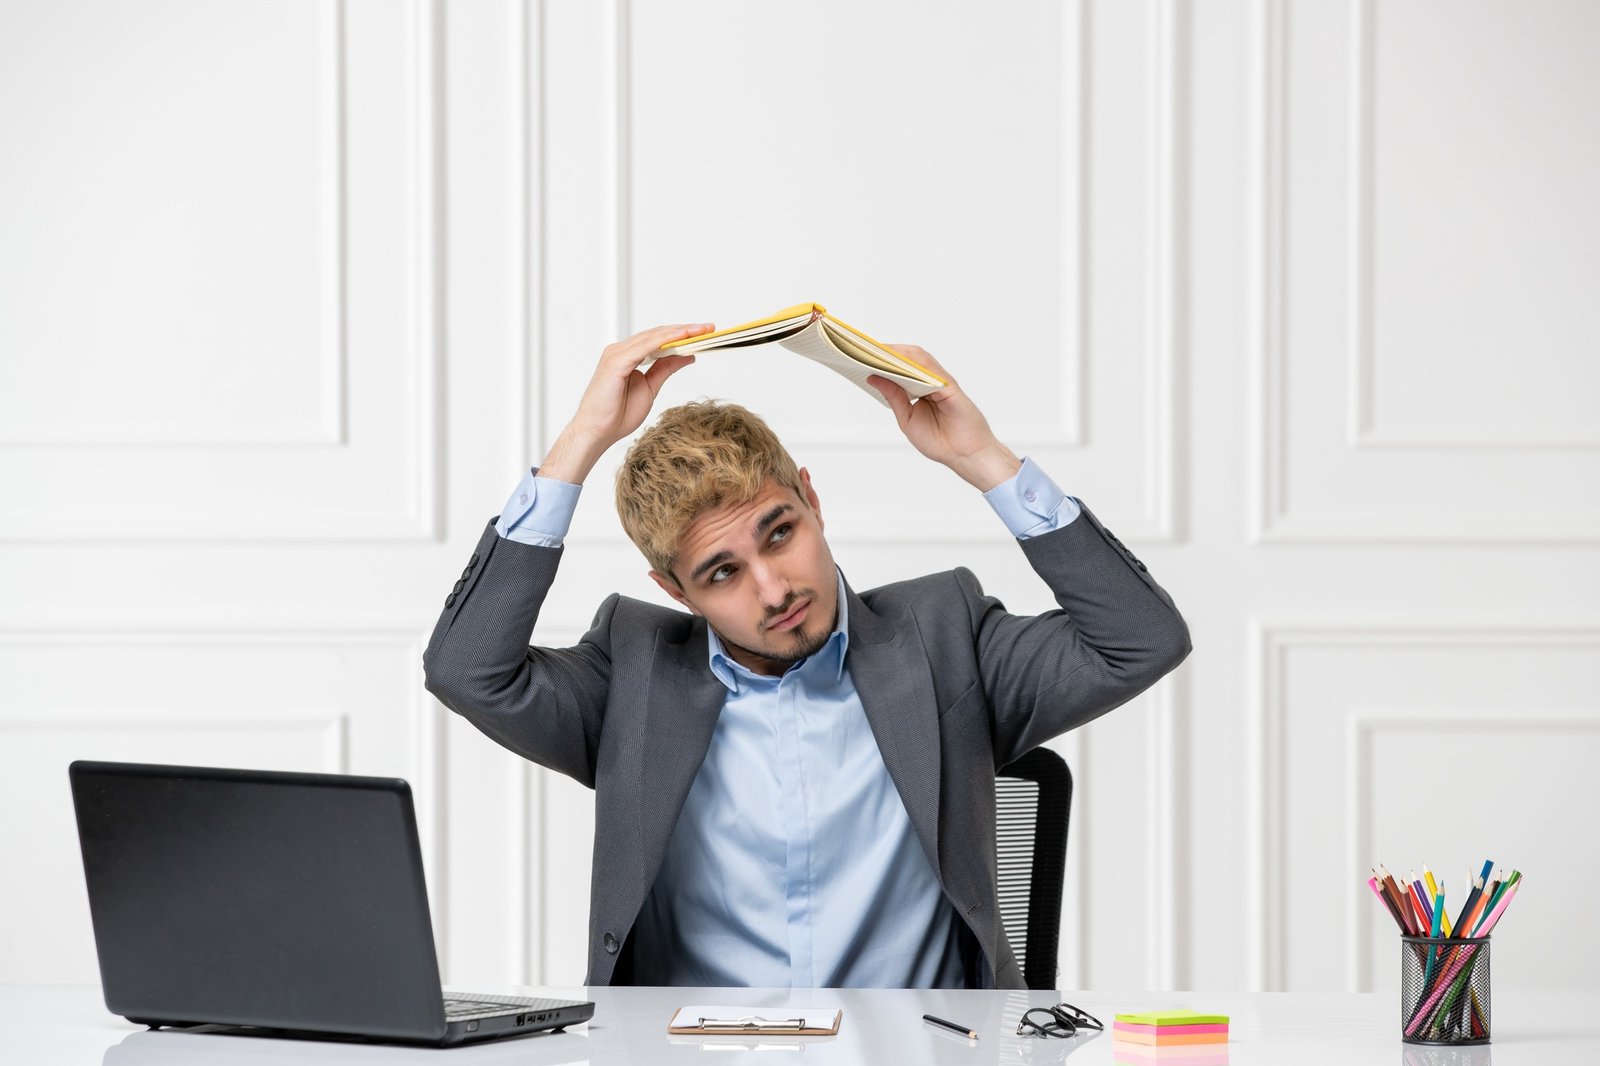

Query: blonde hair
615 400 806 580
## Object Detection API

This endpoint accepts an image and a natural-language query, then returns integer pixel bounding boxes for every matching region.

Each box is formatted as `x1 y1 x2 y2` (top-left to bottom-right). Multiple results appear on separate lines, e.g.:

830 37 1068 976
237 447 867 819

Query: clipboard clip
696 1015 806 1031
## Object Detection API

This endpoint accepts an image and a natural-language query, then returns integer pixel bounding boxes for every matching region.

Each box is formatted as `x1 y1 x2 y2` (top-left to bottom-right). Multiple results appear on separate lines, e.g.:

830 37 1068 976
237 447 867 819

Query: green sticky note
1114 1010 1230 1027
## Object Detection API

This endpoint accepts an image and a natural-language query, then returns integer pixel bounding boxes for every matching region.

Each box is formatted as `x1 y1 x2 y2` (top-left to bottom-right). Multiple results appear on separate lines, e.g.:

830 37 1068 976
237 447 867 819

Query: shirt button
518 493 529 505
1024 489 1037 503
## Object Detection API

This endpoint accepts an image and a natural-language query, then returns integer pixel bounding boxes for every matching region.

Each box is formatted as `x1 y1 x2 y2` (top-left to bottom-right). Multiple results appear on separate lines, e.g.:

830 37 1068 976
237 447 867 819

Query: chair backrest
994 747 1073 991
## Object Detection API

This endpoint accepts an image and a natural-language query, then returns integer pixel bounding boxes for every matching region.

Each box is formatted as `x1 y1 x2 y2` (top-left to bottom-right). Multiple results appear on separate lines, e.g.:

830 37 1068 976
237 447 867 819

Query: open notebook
658 302 945 406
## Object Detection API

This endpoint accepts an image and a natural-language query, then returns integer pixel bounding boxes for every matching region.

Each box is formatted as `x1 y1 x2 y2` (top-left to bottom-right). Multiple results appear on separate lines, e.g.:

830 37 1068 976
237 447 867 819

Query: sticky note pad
1112 1029 1228 1045
1112 1010 1229 1046
1114 1010 1230 1027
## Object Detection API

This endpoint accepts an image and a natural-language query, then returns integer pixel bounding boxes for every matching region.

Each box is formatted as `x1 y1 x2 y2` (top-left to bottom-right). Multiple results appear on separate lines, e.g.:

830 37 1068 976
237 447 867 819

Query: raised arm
422 323 713 785
538 322 711 484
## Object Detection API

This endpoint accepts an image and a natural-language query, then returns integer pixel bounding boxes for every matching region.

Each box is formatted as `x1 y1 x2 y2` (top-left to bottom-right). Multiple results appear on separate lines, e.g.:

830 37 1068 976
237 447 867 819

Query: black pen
923 1013 979 1039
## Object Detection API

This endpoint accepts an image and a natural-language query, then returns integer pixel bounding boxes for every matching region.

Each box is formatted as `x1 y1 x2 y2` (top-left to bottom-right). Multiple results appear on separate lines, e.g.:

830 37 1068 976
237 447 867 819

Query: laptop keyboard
443 993 572 1020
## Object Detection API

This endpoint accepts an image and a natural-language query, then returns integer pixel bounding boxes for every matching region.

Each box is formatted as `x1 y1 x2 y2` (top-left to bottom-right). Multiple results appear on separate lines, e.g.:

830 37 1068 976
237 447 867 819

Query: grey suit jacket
423 501 1190 988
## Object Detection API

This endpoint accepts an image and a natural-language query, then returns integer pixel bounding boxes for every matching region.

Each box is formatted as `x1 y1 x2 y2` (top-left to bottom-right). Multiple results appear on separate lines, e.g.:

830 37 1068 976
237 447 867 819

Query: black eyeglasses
1016 1002 1104 1038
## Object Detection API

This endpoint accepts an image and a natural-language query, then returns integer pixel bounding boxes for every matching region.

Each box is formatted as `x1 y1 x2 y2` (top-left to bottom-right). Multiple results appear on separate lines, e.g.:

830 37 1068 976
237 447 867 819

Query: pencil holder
1399 936 1490 1045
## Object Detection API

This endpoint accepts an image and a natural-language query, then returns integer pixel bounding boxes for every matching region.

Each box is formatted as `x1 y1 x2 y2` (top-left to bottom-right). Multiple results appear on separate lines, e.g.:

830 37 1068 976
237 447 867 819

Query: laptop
69 760 594 1046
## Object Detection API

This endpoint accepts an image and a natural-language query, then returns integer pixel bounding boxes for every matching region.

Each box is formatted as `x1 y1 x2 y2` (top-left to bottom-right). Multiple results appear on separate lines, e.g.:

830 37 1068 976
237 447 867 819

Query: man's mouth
767 599 810 633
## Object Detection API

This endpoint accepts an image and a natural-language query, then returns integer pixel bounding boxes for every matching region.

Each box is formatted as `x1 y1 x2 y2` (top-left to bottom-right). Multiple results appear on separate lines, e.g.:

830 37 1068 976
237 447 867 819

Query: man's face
650 471 839 677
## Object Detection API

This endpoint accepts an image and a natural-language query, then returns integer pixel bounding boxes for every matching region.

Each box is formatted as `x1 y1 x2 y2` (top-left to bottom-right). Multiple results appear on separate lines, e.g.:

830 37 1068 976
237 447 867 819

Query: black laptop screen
70 761 448 1041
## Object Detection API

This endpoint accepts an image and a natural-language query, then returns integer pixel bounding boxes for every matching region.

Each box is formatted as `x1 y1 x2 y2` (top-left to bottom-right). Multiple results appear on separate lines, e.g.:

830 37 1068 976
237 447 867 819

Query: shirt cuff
495 469 583 546
982 456 1081 539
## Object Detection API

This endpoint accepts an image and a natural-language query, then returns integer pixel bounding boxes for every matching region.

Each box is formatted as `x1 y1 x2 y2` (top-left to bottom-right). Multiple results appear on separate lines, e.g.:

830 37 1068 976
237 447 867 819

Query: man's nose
750 562 791 611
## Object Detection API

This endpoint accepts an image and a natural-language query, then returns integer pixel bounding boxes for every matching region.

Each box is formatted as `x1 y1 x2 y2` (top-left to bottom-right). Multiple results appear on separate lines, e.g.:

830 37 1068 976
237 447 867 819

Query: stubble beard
723 589 835 670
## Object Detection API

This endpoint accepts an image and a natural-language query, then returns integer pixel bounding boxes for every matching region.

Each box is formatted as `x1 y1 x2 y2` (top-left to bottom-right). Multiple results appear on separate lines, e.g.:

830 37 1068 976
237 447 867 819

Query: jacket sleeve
969 501 1191 768
422 517 615 787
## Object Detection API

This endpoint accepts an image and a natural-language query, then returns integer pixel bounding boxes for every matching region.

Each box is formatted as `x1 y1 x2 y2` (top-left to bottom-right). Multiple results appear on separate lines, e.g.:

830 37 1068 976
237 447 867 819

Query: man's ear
649 569 697 614
799 467 823 531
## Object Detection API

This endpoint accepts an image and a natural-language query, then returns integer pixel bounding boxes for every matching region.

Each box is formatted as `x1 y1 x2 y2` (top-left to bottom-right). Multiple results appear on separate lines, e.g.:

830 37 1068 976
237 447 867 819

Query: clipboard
667 1005 843 1036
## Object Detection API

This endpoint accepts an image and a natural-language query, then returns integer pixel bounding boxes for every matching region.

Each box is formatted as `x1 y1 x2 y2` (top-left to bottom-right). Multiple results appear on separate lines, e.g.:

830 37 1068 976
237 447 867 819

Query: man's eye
709 564 735 584
770 523 792 545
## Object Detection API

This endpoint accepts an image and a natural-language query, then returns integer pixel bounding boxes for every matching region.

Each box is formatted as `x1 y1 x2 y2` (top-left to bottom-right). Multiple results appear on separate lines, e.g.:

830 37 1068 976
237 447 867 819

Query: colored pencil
1461 879 1494 937
1369 876 1407 933
1452 874 1484 936
1380 866 1419 936
1474 876 1521 937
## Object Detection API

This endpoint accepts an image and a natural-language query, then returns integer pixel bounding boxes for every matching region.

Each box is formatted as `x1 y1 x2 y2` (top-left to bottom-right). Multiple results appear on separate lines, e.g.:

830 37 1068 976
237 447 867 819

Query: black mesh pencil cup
1400 935 1490 1045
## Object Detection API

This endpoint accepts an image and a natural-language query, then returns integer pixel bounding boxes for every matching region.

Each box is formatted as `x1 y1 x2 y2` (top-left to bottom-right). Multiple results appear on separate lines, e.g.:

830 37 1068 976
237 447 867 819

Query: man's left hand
867 346 1022 492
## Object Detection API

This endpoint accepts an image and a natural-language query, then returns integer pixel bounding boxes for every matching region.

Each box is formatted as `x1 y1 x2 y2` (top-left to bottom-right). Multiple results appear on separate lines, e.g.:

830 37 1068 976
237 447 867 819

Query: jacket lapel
634 623 727 897
843 578 943 876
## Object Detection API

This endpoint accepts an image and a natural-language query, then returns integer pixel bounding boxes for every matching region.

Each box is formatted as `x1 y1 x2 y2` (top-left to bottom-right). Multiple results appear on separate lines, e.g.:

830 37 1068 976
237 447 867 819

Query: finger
885 344 965 405
637 322 716 348
885 343 956 385
866 374 914 427
608 323 716 365
642 353 695 393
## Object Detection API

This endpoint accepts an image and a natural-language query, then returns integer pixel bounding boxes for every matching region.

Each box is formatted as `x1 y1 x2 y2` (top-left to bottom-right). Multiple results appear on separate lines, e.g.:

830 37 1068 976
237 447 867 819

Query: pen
923 1013 978 1039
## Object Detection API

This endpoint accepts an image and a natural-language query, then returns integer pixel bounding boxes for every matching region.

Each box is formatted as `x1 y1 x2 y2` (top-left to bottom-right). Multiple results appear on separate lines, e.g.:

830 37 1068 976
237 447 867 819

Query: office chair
995 747 1073 991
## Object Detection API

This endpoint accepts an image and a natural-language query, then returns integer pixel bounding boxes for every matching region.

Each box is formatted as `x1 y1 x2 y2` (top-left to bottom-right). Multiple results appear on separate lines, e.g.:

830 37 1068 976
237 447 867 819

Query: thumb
866 374 914 427
643 353 695 394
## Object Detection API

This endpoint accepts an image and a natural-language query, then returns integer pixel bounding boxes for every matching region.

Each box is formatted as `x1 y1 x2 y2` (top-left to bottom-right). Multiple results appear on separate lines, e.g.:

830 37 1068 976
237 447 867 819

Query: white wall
2 0 1596 994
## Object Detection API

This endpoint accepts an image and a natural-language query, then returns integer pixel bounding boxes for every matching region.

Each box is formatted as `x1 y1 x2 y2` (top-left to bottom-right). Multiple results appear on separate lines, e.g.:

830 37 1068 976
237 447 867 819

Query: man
424 322 1190 990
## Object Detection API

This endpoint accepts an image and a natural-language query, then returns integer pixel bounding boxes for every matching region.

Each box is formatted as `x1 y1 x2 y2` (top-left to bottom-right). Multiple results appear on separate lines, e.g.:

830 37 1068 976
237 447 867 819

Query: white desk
5 985 1596 1064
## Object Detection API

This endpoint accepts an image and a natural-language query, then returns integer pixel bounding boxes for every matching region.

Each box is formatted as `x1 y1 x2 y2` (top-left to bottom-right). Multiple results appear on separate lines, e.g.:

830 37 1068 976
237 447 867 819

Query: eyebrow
754 504 792 537
689 550 734 583
686 505 796 583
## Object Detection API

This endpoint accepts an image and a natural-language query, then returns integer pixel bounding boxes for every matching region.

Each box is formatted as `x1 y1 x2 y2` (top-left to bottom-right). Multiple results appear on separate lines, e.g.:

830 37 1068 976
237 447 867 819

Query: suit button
469 553 479 567
603 932 619 954
452 579 465 594
445 593 457 608
1136 561 1148 572
460 565 473 580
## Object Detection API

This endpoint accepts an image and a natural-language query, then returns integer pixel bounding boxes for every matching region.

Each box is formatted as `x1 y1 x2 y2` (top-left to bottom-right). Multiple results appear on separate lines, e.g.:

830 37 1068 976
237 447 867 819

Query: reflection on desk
84 987 1092 1066
7 984 1598 1065
106 1027 589 1066
1399 1046 1495 1066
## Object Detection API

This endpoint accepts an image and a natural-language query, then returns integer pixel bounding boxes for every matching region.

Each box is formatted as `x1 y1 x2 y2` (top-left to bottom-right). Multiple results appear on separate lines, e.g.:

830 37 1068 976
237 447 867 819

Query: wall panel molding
1341 710 1600 992
1344 0 1600 452
0 0 442 544
1248 0 1600 543
0 0 348 450
1245 619 1600 990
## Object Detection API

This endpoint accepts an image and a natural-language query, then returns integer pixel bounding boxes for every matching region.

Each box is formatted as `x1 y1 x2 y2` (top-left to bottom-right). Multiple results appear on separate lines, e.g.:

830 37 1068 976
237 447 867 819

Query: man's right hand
538 323 713 484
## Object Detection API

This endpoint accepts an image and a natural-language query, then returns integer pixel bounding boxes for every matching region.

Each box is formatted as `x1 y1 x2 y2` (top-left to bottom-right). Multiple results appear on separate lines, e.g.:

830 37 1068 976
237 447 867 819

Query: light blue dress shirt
494 457 1078 986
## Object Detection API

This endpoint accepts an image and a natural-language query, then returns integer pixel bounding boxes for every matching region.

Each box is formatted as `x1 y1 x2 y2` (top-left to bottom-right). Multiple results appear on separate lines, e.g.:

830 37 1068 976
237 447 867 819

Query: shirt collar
705 569 850 693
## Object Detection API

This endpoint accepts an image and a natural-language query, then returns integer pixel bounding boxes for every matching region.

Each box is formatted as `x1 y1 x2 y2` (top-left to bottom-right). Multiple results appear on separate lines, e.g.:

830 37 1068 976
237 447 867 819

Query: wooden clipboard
667 1005 843 1036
